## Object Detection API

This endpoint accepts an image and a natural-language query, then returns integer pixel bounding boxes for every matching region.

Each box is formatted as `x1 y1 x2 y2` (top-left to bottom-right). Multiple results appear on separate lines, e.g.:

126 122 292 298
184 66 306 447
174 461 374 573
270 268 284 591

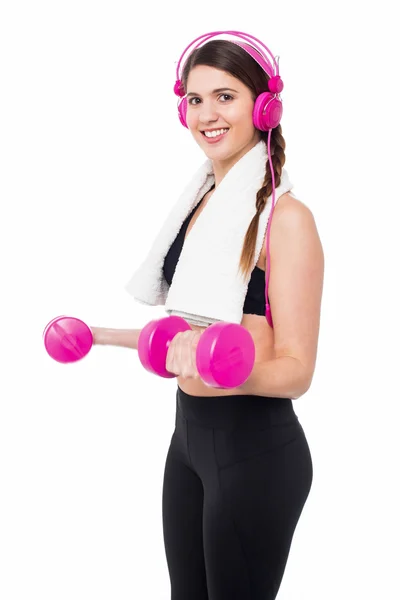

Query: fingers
190 331 201 379
166 331 186 376
166 331 200 379
182 330 197 379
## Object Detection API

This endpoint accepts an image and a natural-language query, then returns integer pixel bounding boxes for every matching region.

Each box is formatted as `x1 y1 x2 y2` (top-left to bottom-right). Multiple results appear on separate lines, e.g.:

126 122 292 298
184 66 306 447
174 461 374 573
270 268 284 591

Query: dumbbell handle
91 326 142 350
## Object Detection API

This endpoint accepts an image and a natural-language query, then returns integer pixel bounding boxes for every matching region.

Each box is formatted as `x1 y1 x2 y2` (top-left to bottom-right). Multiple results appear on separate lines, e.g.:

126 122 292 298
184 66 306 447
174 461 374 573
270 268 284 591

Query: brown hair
181 39 287 281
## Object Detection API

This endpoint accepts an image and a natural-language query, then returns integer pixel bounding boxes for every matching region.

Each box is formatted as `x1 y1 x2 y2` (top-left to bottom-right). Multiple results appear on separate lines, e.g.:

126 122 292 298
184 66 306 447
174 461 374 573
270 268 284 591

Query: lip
201 129 229 144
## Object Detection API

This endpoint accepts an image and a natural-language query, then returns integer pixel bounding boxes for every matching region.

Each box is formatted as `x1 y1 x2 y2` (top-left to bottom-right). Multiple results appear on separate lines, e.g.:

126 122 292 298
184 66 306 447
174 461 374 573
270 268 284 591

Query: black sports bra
162 188 268 316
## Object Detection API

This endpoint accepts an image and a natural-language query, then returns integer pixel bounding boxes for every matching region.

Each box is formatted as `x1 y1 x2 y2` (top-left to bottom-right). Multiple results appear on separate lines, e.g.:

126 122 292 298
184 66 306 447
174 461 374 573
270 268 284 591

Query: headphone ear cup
178 97 188 128
253 92 283 131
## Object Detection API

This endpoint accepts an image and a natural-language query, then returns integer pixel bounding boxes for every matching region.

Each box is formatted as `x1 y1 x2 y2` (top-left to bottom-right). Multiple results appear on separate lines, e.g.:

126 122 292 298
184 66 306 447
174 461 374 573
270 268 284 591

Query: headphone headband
175 30 280 85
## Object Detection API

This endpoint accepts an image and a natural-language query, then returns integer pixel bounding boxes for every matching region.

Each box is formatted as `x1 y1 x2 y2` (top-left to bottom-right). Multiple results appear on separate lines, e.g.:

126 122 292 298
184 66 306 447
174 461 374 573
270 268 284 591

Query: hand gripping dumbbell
137 315 255 389
43 316 93 363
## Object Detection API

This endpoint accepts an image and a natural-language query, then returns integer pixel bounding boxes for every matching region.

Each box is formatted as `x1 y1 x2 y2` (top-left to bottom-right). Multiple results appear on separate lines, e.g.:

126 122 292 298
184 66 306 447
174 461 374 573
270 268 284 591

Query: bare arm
240 197 324 399
238 356 310 400
91 327 142 350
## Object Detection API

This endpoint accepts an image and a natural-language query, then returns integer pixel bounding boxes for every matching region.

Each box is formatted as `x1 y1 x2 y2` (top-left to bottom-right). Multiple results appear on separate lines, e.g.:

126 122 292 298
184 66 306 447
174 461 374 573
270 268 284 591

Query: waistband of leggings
176 385 297 430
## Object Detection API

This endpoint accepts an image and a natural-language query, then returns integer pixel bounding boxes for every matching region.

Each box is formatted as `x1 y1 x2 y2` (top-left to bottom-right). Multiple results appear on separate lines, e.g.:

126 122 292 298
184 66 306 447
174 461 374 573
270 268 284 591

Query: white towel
124 140 294 327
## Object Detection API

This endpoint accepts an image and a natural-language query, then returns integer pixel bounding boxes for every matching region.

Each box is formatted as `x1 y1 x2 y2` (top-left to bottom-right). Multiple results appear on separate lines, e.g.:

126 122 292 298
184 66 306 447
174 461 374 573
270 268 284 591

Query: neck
211 134 262 187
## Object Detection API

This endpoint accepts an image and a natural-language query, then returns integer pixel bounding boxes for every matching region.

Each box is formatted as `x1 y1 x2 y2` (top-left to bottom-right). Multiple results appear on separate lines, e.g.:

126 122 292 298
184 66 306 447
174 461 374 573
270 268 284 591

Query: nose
198 99 219 125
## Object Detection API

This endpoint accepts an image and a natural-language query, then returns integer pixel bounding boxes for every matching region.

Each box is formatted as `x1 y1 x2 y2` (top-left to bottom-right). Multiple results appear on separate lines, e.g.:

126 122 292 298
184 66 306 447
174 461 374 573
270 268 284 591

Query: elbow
292 383 310 400
274 353 315 400
291 366 314 400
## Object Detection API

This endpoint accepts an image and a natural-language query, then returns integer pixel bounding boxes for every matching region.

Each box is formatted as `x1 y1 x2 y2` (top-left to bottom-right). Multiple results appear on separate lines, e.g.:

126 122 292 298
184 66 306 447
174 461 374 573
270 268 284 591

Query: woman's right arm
91 327 142 350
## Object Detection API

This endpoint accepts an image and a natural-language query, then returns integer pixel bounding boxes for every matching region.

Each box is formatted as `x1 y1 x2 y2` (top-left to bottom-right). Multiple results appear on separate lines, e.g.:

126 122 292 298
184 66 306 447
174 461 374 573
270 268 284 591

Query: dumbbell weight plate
137 315 191 378
43 316 93 363
196 322 255 389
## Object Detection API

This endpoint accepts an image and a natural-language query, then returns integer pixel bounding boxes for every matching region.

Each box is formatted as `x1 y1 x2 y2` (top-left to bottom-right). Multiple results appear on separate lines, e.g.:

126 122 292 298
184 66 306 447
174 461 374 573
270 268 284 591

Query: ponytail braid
238 125 287 280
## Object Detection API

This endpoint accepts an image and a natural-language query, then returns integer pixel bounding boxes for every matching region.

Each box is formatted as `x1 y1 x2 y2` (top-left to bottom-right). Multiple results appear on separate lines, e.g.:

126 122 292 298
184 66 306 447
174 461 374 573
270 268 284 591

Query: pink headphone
173 31 285 328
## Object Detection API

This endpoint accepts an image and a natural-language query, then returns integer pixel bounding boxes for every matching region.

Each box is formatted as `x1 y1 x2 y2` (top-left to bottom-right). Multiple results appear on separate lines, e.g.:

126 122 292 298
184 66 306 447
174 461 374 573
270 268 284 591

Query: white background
1 1 399 598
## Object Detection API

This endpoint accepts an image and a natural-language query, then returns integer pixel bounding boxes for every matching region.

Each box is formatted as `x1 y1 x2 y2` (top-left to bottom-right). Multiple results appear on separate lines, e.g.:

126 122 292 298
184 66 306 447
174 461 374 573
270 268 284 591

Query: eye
219 94 233 102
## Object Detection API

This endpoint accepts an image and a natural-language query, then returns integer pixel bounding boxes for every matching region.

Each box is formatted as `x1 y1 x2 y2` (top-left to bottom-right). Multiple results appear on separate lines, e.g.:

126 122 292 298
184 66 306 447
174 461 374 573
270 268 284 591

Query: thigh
162 433 209 600
207 425 313 600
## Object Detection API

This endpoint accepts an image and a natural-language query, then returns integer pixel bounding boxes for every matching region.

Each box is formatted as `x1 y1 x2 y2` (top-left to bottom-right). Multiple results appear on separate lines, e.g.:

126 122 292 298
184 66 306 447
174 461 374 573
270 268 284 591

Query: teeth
203 128 229 138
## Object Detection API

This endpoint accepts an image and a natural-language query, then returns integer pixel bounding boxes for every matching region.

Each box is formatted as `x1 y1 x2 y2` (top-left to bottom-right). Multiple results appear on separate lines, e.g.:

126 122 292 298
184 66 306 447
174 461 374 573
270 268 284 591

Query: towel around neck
124 140 294 326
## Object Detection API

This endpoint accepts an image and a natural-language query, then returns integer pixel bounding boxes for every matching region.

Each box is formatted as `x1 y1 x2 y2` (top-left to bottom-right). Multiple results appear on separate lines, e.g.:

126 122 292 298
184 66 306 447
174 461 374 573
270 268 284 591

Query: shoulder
259 192 322 268
267 191 324 288
274 191 313 220
271 192 321 246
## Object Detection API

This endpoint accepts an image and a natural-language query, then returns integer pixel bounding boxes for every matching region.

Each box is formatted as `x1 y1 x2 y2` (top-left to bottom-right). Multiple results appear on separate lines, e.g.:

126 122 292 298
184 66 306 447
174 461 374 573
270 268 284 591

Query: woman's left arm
238 197 325 400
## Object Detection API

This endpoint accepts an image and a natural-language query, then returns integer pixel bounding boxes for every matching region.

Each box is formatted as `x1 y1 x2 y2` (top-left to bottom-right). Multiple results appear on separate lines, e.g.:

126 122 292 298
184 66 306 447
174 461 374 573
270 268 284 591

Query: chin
203 142 240 159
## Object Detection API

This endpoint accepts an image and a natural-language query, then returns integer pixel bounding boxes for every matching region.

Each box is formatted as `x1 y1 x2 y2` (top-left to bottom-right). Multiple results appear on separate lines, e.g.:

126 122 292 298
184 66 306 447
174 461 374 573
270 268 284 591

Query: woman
161 33 323 600
96 32 324 600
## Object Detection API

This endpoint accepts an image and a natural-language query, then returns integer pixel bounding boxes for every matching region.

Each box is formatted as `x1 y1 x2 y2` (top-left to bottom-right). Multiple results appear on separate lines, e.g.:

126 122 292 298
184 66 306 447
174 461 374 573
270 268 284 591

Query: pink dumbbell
43 316 93 363
137 316 255 389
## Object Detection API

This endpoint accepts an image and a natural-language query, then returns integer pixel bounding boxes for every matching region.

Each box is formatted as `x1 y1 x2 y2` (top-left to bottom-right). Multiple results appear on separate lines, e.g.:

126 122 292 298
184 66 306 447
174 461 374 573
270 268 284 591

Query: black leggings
162 386 313 600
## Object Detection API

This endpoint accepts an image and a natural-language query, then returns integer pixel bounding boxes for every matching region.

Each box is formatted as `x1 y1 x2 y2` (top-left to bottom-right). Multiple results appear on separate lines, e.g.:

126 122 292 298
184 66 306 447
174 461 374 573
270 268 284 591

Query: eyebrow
186 87 239 98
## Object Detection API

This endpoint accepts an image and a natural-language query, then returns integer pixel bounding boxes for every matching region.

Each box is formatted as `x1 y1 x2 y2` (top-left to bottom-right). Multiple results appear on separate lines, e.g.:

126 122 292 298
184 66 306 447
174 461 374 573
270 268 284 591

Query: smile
201 128 229 143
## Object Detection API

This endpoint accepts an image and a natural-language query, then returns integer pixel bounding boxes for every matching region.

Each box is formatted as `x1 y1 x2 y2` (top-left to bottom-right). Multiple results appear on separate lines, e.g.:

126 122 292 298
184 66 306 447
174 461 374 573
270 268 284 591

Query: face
185 65 261 173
